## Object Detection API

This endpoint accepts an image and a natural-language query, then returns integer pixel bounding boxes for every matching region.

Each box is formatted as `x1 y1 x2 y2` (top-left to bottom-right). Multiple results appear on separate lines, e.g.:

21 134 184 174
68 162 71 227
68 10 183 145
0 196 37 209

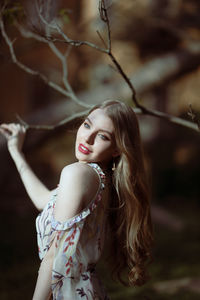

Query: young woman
0 100 153 300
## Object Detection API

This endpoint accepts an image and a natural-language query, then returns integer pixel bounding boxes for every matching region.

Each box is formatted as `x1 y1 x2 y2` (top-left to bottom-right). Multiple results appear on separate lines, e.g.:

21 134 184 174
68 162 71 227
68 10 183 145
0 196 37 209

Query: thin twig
16 23 48 42
44 26 91 108
97 1 139 107
64 45 72 59
16 114 29 129
96 30 107 49
136 107 199 131
188 104 200 130
15 109 91 130
35 0 108 53
15 105 199 132
108 51 139 105
0 19 90 108
1 0 199 133
99 0 111 51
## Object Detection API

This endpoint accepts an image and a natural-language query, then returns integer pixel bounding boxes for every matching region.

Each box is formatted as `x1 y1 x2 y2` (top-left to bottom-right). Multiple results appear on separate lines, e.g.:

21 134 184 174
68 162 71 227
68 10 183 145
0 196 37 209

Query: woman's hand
0 123 27 153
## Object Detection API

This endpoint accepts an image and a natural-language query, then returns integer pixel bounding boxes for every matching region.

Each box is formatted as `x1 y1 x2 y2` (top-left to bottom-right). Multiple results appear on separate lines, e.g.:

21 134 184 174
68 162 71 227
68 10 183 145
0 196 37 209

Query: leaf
62 14 70 24
58 8 71 24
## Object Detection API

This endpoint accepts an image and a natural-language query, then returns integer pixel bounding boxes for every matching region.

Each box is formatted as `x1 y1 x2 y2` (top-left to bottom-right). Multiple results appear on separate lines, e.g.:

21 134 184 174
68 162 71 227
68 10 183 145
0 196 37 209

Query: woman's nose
85 132 95 144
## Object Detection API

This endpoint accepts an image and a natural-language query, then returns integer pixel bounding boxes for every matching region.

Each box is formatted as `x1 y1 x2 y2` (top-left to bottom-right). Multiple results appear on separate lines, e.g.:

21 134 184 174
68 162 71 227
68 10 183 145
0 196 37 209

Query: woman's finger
0 124 13 134
0 123 12 129
11 123 25 132
1 123 14 130
10 124 24 135
0 124 18 137
0 123 27 137
10 123 19 131
0 127 11 139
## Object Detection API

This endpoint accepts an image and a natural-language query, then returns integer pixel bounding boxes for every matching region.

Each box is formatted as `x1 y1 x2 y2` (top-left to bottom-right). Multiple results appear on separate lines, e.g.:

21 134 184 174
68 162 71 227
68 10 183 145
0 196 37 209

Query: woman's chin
75 152 90 163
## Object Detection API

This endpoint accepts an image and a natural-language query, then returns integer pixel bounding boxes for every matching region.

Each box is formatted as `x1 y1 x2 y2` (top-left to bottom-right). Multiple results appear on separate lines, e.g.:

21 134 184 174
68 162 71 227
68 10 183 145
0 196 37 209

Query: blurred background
0 0 200 299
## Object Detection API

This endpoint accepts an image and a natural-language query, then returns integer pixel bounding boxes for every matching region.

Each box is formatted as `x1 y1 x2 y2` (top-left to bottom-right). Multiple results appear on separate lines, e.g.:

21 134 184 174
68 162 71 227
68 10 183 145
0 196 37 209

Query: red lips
78 143 91 155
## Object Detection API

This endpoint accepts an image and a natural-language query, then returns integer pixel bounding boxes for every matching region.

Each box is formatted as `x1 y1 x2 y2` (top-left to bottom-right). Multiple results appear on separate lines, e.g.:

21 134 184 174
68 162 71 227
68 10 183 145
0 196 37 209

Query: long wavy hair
89 100 153 286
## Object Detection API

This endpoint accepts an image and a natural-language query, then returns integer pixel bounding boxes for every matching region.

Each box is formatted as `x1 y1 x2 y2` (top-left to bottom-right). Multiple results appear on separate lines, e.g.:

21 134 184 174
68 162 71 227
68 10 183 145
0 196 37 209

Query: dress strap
87 163 106 192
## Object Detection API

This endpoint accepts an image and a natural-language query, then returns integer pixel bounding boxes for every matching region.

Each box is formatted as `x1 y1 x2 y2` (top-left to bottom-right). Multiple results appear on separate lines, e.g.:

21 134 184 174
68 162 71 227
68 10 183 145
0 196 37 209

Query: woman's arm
32 237 55 300
10 148 52 211
0 123 51 210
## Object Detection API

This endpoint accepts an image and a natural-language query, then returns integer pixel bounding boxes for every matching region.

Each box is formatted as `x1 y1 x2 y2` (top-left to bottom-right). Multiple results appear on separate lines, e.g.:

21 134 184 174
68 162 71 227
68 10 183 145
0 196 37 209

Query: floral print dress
36 163 110 300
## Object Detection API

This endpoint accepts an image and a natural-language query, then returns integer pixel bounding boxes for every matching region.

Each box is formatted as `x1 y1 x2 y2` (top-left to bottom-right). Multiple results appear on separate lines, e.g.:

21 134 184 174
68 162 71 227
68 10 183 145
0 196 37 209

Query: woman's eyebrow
86 117 92 124
86 117 113 136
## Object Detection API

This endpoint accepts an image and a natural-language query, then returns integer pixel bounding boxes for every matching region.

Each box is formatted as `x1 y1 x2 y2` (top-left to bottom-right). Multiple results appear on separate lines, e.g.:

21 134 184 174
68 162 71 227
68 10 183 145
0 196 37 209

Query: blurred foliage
111 0 200 58
1 1 25 24
1 0 72 28
58 8 72 24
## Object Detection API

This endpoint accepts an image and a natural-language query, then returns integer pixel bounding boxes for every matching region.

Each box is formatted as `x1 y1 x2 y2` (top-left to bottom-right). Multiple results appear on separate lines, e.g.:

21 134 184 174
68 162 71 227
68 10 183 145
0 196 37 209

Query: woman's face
75 108 118 167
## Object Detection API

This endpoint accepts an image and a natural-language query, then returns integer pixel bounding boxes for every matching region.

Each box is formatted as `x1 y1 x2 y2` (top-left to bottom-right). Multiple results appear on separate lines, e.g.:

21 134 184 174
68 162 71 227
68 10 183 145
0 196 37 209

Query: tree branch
0 18 90 108
1 0 199 133
43 25 88 107
16 109 90 130
135 107 199 131
98 0 111 51
97 0 200 132
35 0 108 53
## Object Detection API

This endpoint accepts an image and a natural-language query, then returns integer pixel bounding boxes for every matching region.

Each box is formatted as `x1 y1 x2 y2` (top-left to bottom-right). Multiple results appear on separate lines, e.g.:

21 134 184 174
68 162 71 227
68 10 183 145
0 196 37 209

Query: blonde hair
89 100 153 286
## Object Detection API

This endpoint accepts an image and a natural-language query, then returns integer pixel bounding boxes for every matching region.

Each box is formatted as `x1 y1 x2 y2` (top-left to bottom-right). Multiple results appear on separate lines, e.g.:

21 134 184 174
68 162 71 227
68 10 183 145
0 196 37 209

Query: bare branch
36 0 196 133
16 114 29 129
0 18 90 108
15 109 90 130
97 1 140 108
96 1 200 132
16 22 49 43
108 51 139 105
99 0 111 50
44 26 88 107
1 0 199 134
135 107 199 131
0 20 63 94
96 30 107 49
16 103 199 132
35 0 108 53
64 44 72 59
187 104 200 130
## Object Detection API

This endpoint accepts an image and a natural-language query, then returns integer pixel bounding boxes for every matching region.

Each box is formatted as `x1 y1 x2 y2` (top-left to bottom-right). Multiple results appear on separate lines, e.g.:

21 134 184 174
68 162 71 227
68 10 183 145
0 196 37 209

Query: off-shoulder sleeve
50 163 106 298
51 223 83 298
50 195 102 298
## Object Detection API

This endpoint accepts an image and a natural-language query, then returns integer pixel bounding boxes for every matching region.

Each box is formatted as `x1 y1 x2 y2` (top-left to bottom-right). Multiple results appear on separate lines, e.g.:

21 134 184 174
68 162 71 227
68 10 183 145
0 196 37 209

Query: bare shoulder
54 163 101 222
61 162 99 181
60 162 100 199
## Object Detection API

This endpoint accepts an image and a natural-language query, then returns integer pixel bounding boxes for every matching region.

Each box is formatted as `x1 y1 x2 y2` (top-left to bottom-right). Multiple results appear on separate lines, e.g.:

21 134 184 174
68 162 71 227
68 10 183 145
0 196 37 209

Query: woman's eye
99 134 108 141
83 122 90 129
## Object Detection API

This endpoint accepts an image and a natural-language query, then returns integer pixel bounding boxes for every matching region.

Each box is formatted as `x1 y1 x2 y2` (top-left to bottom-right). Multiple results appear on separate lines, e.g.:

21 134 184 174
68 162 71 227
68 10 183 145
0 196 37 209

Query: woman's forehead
88 109 114 130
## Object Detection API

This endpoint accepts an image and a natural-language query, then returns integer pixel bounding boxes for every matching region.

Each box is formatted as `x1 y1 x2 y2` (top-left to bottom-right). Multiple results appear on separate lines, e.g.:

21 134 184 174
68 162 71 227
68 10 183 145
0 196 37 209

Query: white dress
36 163 110 300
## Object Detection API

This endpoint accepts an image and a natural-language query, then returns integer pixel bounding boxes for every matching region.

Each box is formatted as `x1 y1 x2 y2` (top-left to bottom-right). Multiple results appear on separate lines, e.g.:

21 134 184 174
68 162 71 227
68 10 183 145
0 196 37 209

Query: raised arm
0 123 52 211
